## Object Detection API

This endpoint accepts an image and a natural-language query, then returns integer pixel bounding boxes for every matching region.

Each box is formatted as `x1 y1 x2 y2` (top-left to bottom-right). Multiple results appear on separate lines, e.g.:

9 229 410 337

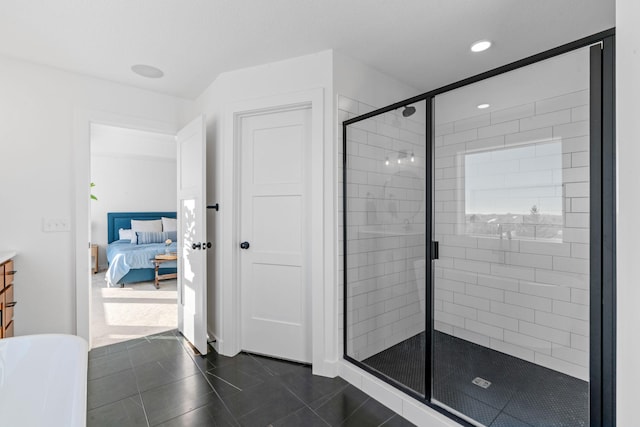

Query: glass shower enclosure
342 34 614 426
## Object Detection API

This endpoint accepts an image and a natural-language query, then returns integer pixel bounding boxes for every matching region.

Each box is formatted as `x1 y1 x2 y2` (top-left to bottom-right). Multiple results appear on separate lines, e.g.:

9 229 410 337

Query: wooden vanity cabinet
0 258 16 339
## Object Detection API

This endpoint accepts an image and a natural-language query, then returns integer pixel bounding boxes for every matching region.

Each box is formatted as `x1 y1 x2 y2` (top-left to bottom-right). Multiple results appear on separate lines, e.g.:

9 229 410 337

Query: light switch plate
43 218 71 232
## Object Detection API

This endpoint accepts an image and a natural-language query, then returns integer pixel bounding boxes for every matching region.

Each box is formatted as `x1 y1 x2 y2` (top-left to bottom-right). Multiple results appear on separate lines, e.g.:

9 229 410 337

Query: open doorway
89 124 178 348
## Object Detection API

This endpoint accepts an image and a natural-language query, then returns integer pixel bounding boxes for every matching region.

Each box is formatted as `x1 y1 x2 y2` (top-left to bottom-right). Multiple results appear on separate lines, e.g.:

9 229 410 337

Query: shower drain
472 377 492 389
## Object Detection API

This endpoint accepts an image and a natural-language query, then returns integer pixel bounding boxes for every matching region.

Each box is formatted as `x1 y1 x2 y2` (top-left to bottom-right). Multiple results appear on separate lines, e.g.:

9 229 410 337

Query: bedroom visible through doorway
90 124 178 348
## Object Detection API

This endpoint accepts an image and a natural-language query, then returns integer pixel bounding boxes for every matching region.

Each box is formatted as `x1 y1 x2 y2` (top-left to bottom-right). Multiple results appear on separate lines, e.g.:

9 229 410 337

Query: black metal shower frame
342 28 616 427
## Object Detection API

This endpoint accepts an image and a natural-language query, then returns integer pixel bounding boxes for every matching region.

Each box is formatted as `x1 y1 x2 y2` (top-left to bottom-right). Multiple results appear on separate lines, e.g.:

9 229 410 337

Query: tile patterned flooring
87 330 416 427
364 331 588 427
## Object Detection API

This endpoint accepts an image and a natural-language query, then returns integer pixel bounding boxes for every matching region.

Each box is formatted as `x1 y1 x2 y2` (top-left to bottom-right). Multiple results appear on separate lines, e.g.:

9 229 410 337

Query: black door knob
240 241 250 250
206 242 212 248
192 242 202 250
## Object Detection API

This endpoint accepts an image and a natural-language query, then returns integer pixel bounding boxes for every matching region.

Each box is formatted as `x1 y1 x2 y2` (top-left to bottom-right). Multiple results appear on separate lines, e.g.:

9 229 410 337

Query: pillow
135 231 176 245
161 217 177 232
118 228 134 241
131 219 162 233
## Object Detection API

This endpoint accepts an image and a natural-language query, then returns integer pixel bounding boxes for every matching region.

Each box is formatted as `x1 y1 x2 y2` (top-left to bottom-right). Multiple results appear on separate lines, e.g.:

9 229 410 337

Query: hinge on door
432 241 439 260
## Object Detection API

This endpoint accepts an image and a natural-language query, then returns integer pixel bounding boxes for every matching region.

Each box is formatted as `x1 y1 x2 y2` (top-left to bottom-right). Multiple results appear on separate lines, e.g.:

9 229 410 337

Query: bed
105 212 178 287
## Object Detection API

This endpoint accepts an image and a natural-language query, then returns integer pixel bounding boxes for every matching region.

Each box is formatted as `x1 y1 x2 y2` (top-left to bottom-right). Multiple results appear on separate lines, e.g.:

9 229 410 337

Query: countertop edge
0 251 17 265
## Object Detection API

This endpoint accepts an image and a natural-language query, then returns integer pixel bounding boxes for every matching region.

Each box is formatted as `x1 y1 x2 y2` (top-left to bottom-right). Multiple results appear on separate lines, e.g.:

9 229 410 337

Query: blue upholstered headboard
107 212 177 243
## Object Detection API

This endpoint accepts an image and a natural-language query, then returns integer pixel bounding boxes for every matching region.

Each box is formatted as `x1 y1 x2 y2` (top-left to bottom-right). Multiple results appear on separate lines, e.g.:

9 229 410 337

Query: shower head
402 105 416 117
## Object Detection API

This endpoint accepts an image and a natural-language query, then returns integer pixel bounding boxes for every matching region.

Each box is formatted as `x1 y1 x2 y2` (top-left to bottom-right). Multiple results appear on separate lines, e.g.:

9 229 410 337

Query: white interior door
240 107 312 363
176 115 208 355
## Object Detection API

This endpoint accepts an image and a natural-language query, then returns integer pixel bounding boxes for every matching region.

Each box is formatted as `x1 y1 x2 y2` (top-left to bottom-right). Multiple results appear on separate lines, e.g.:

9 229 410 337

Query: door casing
73 110 178 347
238 106 312 363
217 88 332 375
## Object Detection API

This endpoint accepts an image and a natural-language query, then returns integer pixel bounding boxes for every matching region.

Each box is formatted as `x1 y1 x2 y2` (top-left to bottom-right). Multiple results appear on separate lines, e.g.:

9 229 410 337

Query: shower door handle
432 241 439 260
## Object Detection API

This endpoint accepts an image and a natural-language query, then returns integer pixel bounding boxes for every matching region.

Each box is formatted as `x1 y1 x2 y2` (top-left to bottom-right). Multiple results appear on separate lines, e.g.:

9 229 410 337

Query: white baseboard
337 359 462 427
312 358 340 378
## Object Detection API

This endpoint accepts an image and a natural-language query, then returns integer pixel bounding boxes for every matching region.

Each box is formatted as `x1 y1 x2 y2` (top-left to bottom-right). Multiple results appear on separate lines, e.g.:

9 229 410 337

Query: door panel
253 195 302 252
252 126 303 184
240 107 311 363
176 115 208 355
250 263 303 324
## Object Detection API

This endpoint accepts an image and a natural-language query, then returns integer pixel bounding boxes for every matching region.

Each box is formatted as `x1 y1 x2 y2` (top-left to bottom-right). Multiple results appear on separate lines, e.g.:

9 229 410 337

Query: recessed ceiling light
477 103 490 109
471 40 492 53
131 64 164 79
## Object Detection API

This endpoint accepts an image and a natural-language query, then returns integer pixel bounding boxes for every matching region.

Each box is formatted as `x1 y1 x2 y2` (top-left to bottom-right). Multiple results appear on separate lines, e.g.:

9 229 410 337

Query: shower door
431 46 592 426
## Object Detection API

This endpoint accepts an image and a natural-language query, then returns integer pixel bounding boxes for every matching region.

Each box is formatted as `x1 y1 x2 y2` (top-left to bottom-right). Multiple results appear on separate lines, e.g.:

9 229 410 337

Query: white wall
333 52 420 114
90 124 177 269
194 51 334 364
0 55 192 336
616 0 639 424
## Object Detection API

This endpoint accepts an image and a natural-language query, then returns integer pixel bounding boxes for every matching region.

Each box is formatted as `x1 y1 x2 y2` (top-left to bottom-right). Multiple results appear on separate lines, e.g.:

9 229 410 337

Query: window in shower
464 141 563 241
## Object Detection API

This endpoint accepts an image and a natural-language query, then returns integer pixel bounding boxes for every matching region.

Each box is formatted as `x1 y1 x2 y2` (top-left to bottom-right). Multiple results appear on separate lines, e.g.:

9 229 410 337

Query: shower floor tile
363 331 588 427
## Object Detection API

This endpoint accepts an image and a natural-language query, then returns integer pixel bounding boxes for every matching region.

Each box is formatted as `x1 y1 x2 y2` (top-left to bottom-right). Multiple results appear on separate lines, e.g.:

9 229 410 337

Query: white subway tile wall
433 89 590 380
339 88 590 381
339 96 427 362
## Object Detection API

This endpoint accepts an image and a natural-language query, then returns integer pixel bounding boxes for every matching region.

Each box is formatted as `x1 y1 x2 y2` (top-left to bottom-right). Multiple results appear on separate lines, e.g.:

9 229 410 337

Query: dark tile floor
364 331 588 427
87 330 416 427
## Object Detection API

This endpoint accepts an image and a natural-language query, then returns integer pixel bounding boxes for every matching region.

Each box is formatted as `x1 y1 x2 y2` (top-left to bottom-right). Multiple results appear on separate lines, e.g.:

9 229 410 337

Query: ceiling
0 1 615 99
